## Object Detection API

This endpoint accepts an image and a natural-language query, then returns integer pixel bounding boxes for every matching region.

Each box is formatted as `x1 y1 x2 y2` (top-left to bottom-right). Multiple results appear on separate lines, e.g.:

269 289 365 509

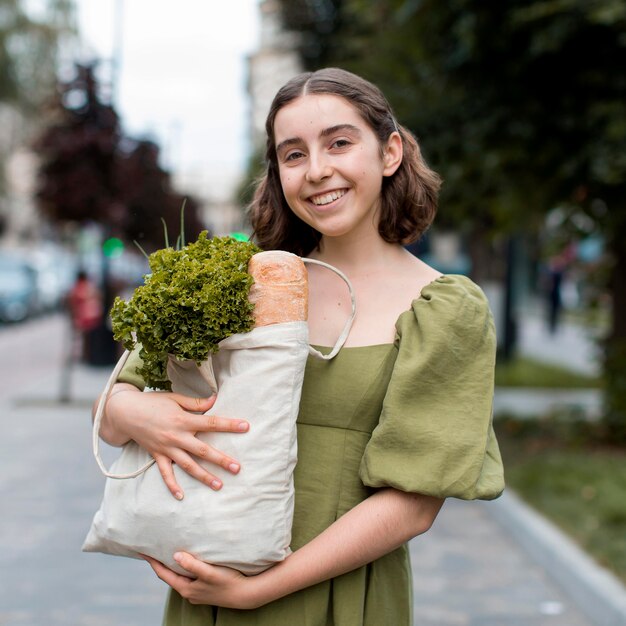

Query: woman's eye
284 151 305 162
331 139 351 149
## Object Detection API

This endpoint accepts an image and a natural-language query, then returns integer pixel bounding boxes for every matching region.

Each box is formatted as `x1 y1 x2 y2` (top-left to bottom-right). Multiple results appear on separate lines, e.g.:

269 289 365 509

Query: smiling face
274 94 401 243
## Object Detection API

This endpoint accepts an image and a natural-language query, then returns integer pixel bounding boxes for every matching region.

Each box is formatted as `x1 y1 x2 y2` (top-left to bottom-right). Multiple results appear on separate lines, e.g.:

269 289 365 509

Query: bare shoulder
336 251 442 346
394 249 443 298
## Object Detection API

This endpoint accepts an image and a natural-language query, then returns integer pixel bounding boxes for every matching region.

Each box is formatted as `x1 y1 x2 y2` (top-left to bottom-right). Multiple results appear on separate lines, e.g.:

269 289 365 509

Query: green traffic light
103 237 125 258
229 232 250 242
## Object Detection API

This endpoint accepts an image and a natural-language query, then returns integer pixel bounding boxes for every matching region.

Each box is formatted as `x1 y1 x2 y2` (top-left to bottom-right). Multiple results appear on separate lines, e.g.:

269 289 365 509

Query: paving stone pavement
0 358 166 626
411 499 593 625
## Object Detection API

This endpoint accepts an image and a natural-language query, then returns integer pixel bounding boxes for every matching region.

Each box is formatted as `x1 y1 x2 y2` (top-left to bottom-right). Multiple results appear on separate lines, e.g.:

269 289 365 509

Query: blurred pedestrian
545 244 576 335
67 270 102 362
96 68 504 625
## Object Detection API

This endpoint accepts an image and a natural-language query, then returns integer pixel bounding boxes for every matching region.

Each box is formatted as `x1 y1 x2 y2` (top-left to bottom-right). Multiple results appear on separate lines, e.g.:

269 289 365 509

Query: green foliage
111 233 261 390
604 338 626 443
0 0 71 110
495 356 602 389
0 0 72 197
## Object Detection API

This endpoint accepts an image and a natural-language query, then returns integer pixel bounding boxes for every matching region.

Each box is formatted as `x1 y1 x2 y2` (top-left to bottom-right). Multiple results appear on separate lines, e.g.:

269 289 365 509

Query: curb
489 490 626 626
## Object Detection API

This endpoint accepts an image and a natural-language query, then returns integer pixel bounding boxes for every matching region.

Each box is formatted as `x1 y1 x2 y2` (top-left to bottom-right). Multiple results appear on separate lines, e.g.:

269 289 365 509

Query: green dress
117 275 505 626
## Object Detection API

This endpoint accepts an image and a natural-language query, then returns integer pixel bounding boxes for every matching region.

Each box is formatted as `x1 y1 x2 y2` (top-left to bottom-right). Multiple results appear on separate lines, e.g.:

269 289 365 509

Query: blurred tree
278 0 626 439
279 0 342 69
0 0 72 110
117 139 205 252
0 0 73 202
35 63 121 224
34 63 205 249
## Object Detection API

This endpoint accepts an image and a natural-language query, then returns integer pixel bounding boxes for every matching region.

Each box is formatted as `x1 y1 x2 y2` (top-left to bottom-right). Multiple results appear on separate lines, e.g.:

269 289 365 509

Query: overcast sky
73 0 260 201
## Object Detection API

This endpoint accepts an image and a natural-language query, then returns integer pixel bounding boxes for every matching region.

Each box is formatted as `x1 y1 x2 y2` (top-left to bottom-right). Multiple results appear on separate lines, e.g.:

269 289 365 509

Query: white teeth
310 189 346 206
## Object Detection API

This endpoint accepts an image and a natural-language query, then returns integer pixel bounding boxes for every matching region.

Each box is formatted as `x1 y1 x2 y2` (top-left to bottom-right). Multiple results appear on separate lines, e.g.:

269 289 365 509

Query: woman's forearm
251 488 444 606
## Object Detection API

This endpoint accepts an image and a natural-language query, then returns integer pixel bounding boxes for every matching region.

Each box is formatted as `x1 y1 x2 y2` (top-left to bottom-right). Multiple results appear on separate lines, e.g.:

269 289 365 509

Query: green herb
111 232 261 390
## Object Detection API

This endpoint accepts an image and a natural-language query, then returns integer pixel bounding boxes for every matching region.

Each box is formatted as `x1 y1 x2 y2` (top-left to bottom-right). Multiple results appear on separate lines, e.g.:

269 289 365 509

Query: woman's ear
382 132 403 177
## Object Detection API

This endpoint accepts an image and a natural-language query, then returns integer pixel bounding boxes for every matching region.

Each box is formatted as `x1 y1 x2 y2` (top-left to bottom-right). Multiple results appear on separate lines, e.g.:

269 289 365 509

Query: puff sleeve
116 346 146 390
359 275 504 500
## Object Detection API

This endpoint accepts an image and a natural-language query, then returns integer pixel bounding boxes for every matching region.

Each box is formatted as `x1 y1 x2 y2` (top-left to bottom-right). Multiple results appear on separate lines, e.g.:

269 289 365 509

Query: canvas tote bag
83 259 355 576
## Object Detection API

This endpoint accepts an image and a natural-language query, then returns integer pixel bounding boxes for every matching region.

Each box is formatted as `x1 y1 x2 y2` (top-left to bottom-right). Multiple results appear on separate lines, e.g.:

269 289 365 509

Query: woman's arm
93 383 250 499
144 488 444 609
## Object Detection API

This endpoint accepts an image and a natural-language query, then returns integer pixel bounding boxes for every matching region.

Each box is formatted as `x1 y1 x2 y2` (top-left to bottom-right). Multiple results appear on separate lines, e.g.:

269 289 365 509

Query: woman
100 68 504 625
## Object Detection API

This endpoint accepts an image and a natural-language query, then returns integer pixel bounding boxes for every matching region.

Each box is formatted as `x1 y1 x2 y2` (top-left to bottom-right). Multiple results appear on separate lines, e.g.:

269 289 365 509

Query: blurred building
202 198 245 237
172 169 245 237
247 0 302 152
0 101 39 245
0 0 76 246
2 146 40 245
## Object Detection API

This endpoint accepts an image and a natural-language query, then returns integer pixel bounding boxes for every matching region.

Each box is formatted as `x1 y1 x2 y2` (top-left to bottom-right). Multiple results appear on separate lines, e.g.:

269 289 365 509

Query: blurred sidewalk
516 306 602 377
0 316 166 626
1 314 624 626
494 308 603 419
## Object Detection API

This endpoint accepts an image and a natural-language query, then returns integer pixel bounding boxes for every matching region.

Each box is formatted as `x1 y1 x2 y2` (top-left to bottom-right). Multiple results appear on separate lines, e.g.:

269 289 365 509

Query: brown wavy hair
250 68 441 256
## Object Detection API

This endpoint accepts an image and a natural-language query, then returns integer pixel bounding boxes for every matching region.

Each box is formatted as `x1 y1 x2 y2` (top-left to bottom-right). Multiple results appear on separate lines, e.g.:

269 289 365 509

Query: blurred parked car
0 255 38 322
27 247 77 313
0 245 78 317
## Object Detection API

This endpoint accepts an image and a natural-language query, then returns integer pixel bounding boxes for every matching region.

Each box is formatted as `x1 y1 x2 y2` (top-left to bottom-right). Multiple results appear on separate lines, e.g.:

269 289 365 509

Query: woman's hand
98 384 250 499
143 553 262 610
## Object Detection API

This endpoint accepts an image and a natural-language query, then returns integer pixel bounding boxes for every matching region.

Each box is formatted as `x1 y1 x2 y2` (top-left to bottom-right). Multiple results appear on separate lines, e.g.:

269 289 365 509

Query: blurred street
0 312 620 626
0 314 165 626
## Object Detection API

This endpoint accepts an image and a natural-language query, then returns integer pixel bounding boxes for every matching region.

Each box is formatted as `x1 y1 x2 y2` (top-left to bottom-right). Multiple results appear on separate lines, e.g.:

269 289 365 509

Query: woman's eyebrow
320 123 362 138
276 137 303 154
276 124 362 155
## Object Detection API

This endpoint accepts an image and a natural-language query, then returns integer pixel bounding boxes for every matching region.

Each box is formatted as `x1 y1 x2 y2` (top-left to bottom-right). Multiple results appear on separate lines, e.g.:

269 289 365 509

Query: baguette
248 251 308 327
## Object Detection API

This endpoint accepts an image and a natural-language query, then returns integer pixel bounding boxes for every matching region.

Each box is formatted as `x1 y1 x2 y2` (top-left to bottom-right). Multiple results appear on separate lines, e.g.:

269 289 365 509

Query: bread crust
248 251 308 326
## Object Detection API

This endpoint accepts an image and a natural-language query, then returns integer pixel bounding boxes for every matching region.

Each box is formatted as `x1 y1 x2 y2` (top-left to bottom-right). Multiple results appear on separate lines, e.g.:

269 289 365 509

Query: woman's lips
308 188 347 206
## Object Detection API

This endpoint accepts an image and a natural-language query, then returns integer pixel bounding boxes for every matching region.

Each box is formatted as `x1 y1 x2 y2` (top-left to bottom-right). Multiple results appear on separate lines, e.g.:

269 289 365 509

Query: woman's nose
305 152 332 183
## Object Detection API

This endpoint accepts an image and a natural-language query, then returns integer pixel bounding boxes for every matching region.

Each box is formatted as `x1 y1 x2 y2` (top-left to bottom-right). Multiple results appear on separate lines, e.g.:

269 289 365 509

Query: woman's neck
311 231 407 277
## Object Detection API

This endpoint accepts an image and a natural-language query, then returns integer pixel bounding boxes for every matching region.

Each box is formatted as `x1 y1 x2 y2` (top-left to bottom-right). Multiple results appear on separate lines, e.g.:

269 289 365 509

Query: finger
142 554 194 586
171 450 224 490
190 413 249 434
172 394 217 413
190 440 241 475
173 551 214 579
155 455 185 500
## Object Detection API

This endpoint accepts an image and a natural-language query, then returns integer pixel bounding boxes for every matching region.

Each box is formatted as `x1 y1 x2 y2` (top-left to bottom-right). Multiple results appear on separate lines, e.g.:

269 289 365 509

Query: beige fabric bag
83 259 354 576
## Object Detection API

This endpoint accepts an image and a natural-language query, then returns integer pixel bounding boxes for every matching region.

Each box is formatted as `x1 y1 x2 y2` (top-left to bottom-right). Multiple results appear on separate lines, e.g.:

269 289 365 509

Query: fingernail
238 422 249 431
229 463 240 473
173 552 182 562
175 491 184 500
211 479 222 490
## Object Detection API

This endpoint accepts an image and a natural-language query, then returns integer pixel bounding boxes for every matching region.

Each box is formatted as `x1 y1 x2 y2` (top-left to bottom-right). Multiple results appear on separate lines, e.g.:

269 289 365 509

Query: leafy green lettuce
111 232 261 390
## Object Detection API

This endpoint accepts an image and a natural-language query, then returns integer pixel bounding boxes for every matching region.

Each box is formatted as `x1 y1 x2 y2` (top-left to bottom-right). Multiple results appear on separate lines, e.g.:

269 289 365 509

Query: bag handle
92 349 157 479
302 258 356 361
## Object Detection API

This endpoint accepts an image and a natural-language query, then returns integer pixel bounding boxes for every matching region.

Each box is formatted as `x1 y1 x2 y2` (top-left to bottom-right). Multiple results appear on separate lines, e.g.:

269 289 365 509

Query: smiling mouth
309 189 347 206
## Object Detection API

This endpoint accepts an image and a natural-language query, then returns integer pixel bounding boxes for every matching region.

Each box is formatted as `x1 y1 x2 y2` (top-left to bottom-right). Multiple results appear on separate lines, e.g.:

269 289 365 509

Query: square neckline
310 274 451 351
